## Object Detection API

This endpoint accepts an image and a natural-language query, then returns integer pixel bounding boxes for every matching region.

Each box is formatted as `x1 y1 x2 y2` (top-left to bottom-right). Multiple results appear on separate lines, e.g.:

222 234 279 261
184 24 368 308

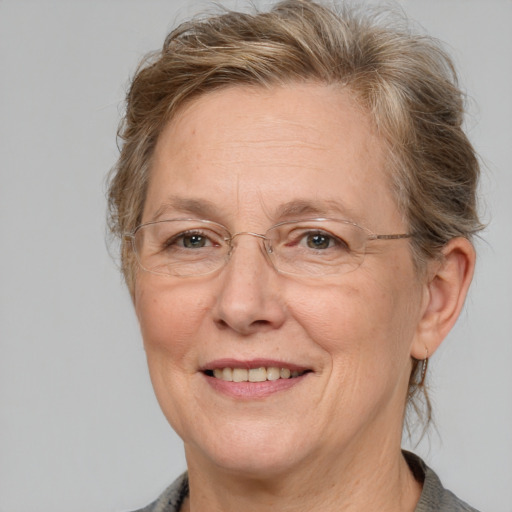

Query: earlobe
411 237 476 359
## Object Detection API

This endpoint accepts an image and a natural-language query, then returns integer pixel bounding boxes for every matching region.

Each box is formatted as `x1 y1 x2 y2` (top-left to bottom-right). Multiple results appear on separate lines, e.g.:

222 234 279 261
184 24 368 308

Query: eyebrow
149 196 360 224
150 196 222 222
274 199 359 222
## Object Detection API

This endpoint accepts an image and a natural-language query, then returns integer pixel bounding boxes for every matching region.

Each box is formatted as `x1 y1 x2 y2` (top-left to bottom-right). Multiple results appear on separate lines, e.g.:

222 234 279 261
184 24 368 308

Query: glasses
124 218 412 277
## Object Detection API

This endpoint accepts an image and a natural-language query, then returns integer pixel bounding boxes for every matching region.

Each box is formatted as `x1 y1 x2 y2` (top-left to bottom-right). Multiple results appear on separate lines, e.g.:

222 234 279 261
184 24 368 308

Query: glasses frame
124 217 413 277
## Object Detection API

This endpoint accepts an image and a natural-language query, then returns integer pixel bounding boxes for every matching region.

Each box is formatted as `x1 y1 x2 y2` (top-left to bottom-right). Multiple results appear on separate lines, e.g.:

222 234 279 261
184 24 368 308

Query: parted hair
107 0 482 427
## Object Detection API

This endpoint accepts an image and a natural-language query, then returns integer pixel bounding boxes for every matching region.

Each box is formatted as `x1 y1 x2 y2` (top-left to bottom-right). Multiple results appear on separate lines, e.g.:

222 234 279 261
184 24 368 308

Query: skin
133 83 475 512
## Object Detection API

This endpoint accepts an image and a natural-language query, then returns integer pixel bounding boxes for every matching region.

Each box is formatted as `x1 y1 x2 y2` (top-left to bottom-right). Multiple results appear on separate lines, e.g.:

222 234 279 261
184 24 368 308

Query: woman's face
134 84 427 477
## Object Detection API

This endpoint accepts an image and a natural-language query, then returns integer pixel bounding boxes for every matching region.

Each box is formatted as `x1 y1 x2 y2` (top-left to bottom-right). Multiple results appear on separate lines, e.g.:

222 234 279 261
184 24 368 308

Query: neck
182 441 421 512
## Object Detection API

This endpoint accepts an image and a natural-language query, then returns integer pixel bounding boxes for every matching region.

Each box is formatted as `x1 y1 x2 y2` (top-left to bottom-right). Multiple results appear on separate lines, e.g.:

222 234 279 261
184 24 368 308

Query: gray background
0 1 510 511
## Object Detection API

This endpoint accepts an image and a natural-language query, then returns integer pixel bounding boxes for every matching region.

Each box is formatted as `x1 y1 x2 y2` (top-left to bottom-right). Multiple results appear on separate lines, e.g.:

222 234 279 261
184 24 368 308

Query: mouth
204 366 309 382
200 360 312 399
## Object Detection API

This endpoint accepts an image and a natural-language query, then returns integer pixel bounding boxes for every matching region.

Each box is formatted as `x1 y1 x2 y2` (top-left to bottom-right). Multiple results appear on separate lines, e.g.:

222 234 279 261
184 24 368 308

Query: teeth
210 366 305 382
267 367 280 381
280 368 291 379
249 367 267 382
232 368 248 382
222 367 233 381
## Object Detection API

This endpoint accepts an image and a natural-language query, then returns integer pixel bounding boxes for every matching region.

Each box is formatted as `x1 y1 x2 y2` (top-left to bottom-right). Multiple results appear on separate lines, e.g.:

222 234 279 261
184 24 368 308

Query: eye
165 230 217 250
299 231 349 251
305 232 333 250
181 233 208 249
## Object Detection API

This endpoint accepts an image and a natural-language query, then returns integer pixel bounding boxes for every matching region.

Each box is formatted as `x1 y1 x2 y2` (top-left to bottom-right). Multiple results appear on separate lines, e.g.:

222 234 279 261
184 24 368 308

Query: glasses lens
267 219 366 275
133 220 229 276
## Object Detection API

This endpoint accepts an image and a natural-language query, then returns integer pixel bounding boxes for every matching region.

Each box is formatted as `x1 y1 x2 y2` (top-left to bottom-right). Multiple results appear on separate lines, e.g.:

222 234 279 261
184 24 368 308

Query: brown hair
107 0 482 427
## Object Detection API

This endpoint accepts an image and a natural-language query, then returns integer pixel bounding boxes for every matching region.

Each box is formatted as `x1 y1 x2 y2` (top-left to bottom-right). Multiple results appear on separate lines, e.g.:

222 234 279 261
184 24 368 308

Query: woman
108 1 482 511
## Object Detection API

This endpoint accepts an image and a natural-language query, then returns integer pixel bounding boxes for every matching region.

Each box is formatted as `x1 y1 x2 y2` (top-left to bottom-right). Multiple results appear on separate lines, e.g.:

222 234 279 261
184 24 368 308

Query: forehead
146 83 402 231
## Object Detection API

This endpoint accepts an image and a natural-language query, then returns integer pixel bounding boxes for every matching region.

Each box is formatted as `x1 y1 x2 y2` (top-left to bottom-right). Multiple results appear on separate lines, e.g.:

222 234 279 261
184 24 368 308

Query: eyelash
164 230 217 249
158 226 351 253
289 230 349 250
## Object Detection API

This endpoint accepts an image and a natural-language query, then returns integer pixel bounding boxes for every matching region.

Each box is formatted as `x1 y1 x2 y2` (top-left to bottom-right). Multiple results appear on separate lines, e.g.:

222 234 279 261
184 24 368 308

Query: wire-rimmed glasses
124 218 412 277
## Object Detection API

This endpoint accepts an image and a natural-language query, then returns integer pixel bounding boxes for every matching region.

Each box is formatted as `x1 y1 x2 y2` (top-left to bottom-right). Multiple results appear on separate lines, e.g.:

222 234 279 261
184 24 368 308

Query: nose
212 233 286 335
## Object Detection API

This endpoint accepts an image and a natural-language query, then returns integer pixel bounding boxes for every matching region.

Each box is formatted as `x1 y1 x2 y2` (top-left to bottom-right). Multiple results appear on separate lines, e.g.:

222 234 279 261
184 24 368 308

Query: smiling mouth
204 367 310 382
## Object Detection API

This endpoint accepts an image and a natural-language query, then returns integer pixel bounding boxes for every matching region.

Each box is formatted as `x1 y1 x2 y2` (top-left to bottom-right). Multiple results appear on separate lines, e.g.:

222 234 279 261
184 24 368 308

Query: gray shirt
132 452 480 512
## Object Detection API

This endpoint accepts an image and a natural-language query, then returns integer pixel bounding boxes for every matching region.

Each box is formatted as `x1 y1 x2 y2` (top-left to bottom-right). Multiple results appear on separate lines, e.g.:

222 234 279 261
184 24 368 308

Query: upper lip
200 358 310 372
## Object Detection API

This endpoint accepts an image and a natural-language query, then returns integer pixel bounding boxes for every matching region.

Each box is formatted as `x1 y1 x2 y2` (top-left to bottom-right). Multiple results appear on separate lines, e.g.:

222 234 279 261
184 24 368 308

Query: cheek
285 279 380 348
134 278 210 366
288 275 422 431
287 271 421 370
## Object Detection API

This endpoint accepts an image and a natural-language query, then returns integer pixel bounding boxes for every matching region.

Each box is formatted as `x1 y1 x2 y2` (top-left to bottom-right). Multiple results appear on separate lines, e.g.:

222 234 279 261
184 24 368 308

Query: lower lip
203 373 309 399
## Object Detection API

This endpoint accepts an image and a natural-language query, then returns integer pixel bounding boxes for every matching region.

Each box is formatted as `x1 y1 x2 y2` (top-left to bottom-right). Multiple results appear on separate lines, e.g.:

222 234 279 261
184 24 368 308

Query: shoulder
129 473 189 512
404 451 481 512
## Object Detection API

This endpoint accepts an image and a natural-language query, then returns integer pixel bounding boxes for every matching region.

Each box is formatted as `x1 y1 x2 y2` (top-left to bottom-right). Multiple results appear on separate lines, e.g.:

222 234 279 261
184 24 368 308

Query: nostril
251 319 271 328
214 318 230 330
214 317 271 333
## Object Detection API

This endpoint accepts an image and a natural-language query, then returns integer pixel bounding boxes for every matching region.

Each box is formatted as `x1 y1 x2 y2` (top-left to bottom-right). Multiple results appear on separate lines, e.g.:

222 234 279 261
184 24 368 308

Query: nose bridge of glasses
228 231 268 243
226 231 272 257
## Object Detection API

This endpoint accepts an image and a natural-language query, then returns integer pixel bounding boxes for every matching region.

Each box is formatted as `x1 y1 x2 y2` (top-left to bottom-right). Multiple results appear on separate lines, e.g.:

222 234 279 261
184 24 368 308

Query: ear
411 237 476 359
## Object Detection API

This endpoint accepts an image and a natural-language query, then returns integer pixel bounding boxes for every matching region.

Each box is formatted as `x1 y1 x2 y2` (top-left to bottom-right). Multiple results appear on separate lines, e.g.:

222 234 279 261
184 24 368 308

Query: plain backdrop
1 1 511 511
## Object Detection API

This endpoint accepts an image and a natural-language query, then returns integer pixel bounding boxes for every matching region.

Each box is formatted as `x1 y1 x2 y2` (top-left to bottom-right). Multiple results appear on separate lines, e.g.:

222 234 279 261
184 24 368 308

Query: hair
107 0 483 429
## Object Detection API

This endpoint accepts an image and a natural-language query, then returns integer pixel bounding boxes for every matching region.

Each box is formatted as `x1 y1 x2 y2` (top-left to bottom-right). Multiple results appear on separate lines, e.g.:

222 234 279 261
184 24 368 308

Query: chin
183 419 313 478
